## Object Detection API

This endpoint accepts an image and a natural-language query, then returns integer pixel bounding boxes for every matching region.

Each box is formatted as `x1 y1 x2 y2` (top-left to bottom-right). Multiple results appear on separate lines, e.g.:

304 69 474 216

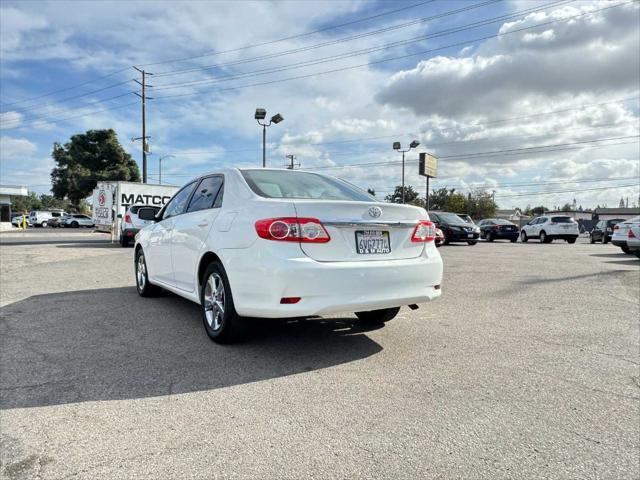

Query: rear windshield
495 219 514 225
241 169 374 202
436 213 468 225
551 216 575 223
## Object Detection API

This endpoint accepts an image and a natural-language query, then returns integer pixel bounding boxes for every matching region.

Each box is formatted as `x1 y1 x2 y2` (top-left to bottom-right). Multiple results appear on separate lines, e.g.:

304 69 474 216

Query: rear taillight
629 229 637 239
255 217 330 243
493 225 501 230
124 214 132 223
411 220 436 242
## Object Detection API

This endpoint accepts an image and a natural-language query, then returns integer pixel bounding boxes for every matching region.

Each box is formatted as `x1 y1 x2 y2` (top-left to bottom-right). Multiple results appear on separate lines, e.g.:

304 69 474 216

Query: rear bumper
611 239 627 247
220 242 443 318
549 233 579 238
122 228 140 237
446 230 479 242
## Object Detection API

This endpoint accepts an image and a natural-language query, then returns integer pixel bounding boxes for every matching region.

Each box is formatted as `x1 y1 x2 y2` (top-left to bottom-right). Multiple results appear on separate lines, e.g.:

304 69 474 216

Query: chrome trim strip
323 220 419 228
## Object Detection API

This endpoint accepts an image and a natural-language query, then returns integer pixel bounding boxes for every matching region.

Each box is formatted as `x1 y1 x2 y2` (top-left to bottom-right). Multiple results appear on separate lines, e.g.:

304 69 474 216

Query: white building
0 185 28 230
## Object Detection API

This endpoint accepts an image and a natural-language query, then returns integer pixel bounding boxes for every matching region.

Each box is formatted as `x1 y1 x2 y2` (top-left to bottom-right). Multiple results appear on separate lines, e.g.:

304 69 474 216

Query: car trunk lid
292 200 425 262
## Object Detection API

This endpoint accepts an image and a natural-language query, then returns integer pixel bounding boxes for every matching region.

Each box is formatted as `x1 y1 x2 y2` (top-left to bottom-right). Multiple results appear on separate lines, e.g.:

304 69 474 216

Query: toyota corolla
134 168 443 343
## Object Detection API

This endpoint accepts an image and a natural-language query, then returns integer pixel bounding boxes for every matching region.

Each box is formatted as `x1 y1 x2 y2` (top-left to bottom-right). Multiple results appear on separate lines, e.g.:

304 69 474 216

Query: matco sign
92 181 179 235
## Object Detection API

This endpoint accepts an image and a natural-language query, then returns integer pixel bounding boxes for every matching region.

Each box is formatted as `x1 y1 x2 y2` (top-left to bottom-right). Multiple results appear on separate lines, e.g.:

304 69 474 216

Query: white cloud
375 2 640 118
0 136 38 159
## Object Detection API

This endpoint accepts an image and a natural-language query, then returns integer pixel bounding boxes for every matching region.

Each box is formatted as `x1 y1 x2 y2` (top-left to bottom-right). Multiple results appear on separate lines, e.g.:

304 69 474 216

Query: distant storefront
0 185 28 227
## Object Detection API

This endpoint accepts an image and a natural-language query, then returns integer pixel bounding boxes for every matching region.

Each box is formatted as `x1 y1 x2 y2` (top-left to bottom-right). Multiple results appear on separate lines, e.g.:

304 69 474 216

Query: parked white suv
134 168 443 343
120 204 161 247
611 216 640 254
520 215 579 243
29 210 65 227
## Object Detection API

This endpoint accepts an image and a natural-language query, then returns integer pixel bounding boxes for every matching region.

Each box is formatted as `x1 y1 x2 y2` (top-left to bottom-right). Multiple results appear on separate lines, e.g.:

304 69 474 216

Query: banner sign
92 183 115 226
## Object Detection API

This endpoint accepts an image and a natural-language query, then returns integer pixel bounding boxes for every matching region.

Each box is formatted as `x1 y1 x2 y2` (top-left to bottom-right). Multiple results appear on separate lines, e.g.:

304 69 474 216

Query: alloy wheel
136 254 146 291
204 273 225 331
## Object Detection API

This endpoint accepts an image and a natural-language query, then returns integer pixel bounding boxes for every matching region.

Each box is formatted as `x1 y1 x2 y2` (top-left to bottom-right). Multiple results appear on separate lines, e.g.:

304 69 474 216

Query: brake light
411 220 436 242
124 214 132 223
629 229 637 239
493 225 501 230
255 217 330 243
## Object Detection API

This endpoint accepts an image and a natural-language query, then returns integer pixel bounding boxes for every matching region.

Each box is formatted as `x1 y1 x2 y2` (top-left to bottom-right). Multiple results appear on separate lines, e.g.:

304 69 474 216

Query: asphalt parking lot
1 230 638 479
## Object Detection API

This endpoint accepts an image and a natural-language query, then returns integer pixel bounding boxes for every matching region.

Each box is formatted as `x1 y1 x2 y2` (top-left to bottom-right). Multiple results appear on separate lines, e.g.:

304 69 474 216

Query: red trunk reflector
280 297 301 304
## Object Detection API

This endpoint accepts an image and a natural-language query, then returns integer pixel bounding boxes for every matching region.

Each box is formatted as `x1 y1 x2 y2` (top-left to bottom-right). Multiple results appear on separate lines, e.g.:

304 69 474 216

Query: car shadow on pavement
0 287 383 409
589 253 632 258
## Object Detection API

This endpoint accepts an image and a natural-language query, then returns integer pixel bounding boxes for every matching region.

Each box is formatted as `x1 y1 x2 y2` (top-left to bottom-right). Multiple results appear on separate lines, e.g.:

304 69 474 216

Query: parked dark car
590 218 625 244
429 212 480 245
478 218 519 242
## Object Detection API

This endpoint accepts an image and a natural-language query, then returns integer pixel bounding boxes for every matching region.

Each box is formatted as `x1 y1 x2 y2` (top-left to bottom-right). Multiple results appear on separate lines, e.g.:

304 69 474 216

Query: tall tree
385 185 424 208
51 129 140 208
445 192 466 213
428 187 456 211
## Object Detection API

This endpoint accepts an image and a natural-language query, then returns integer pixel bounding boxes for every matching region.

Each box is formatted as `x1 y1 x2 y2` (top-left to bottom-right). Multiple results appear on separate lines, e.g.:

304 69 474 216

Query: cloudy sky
1 0 638 209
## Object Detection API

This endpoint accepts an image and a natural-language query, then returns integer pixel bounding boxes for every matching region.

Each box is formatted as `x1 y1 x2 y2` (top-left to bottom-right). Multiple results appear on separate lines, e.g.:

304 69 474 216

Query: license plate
467 233 474 238
355 230 390 254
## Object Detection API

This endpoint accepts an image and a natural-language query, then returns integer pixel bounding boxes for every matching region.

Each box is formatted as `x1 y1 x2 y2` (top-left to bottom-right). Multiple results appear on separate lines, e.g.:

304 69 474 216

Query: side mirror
138 207 157 221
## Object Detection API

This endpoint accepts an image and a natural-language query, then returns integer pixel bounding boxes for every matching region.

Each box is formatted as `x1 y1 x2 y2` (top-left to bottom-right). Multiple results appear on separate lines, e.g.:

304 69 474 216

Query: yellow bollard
21 214 27 230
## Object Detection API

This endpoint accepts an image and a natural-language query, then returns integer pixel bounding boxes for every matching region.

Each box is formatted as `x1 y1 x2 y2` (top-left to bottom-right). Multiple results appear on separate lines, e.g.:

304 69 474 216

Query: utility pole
133 67 153 183
285 154 299 170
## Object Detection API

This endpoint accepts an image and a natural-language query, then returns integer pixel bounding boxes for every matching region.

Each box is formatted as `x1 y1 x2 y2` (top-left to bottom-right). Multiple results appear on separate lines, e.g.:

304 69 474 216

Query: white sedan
611 216 640 254
134 168 443 343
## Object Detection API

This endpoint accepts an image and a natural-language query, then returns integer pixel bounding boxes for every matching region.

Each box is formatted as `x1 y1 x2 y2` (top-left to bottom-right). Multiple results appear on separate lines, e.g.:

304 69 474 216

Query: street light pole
393 140 420 204
402 150 406 203
255 108 284 168
262 124 266 168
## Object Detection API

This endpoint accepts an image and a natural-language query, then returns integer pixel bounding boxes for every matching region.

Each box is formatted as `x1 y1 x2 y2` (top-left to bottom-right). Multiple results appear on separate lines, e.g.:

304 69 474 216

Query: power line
0 91 135 126
374 176 639 192
151 0 506 79
0 67 131 110
305 136 640 171
150 0 554 92
151 1 632 101
0 2 434 109
137 1 437 68
493 183 639 198
2 2 634 130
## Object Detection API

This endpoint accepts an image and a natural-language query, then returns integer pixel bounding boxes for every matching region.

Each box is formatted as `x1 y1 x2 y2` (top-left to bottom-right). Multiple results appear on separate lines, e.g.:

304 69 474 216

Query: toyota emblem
368 206 382 218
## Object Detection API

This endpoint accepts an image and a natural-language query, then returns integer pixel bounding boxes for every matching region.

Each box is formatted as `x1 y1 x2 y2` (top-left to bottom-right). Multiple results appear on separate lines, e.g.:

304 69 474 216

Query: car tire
41 221 47 228
621 245 631 254
201 261 247 344
467 241 477 246
521 231 528 242
487 232 494 242
510 238 517 243
355 307 400 324
121 235 129 248
589 234 595 244
603 236 609 244
135 249 161 297
71 221 79 228
634 250 640 259
567 238 576 244
540 231 550 243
